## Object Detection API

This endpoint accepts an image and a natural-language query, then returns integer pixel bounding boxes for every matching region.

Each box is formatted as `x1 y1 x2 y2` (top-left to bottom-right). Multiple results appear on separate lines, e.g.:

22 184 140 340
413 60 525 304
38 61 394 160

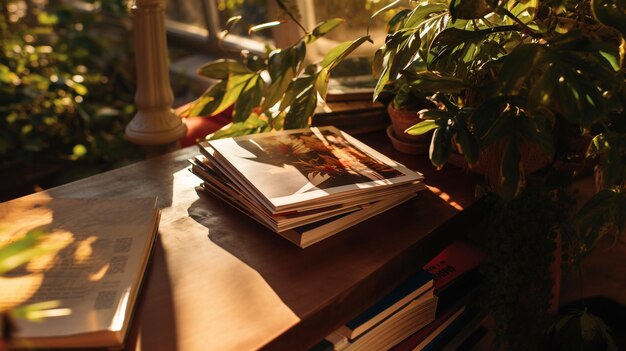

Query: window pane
312 0 390 43
165 0 272 39
166 0 206 27
215 0 271 40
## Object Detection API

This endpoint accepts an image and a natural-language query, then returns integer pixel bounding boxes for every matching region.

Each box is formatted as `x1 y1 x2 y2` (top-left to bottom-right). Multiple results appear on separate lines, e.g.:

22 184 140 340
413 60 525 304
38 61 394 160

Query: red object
423 240 487 293
179 106 233 147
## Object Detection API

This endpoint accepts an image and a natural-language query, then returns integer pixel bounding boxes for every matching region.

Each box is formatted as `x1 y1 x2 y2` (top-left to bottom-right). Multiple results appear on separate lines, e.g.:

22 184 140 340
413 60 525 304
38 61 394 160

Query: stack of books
311 240 487 351
314 270 437 351
189 126 425 248
391 240 488 351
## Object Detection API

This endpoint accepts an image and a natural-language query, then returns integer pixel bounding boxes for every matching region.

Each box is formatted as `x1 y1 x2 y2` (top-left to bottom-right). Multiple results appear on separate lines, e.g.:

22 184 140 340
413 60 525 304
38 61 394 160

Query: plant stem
499 7 542 39
274 0 307 33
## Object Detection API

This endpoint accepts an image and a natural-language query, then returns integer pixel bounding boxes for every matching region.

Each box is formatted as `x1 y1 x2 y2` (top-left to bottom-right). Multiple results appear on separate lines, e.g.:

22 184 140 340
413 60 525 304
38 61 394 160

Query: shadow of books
186 186 486 349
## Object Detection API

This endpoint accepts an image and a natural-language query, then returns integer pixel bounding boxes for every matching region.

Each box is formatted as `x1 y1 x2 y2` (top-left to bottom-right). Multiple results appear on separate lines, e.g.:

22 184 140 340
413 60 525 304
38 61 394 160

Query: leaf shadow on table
0 196 175 351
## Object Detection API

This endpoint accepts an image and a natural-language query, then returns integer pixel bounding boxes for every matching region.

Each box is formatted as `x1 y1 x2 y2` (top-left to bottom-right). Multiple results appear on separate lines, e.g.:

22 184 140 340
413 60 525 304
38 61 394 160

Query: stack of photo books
314 270 437 351
189 126 425 248
390 240 488 351
311 240 487 351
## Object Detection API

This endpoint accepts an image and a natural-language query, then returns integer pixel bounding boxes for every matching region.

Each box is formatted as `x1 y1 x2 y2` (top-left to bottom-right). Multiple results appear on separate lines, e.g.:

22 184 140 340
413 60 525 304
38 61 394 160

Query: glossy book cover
205 126 424 212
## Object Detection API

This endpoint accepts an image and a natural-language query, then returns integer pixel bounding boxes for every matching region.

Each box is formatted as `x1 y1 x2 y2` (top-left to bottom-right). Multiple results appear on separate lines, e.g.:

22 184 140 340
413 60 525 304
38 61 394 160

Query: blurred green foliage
0 0 141 180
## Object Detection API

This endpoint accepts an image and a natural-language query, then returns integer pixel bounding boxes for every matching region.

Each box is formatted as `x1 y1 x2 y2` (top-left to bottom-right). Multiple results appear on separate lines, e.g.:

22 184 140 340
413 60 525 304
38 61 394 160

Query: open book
0 196 160 349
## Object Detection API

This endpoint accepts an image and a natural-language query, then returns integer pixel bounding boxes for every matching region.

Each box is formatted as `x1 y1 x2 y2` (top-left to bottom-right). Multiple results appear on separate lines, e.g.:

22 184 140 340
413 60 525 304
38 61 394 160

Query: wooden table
9 131 481 350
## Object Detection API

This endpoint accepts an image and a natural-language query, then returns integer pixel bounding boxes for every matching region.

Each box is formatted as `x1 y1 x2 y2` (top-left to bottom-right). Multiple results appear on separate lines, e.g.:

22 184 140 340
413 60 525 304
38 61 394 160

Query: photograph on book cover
207 127 423 208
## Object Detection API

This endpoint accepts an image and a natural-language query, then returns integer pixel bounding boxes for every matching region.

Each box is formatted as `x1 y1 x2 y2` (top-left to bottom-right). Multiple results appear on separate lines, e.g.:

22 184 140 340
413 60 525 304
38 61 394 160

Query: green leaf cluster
373 0 625 204
0 0 141 172
186 16 371 139
545 309 618 351
372 0 625 348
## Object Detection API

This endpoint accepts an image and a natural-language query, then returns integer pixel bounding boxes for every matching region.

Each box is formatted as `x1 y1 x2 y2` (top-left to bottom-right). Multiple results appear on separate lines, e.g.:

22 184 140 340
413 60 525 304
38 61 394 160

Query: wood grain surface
3 131 481 351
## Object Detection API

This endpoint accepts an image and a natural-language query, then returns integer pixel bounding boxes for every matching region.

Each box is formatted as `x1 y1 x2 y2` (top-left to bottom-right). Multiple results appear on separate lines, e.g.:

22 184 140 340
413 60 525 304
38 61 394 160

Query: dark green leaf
456 123 479 165
586 133 610 158
574 187 623 252
429 126 452 168
284 86 317 129
262 69 295 112
433 94 460 113
197 59 252 79
557 76 582 124
404 71 468 94
589 39 621 72
233 76 264 123
404 2 448 28
386 9 412 33
390 34 421 80
499 140 522 200
431 27 510 49
373 64 390 101
279 75 316 111
527 63 558 107
213 73 256 116
406 119 437 135
498 44 544 95
315 67 330 100
482 108 514 146
372 46 386 77
472 97 506 143
602 143 624 188
294 41 307 69
546 310 618 351
592 0 626 37
306 18 344 44
385 30 412 50
450 0 490 21
209 117 269 140
320 36 370 70
187 81 227 117
268 49 291 80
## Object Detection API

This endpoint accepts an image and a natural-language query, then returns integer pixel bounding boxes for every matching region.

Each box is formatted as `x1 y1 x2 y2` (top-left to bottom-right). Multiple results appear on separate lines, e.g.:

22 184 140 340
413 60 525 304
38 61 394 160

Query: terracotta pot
386 104 432 155
387 104 431 144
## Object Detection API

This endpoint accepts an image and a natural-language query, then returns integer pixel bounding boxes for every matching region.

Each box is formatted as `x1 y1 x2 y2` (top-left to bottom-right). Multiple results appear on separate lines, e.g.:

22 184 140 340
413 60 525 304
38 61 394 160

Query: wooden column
126 0 186 155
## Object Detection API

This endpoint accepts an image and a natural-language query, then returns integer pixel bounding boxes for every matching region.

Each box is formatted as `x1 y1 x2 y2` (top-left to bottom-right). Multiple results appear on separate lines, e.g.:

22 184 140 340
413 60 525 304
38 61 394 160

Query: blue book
338 269 434 340
421 306 481 351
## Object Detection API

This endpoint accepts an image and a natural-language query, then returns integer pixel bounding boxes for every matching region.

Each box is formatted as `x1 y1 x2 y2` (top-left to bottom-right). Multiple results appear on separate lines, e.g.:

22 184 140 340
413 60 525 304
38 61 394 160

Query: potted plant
372 0 625 349
179 3 373 137
186 0 625 348
386 77 435 154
